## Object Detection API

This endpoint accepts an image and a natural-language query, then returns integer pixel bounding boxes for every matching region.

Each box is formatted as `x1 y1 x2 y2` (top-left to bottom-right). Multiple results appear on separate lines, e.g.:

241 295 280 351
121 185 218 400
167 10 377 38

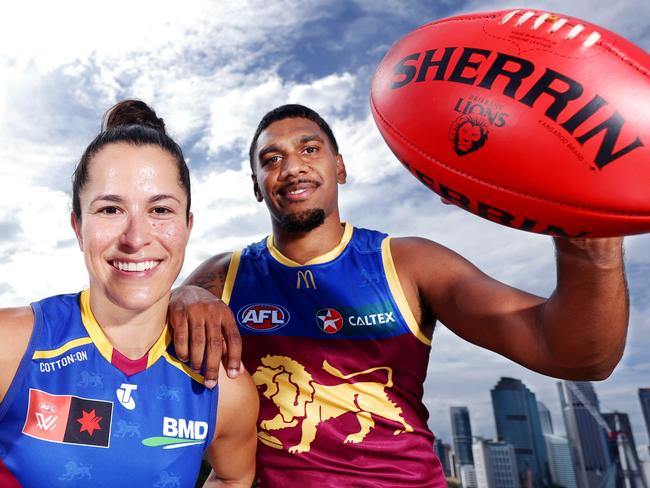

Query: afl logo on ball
316 308 344 334
238 304 290 332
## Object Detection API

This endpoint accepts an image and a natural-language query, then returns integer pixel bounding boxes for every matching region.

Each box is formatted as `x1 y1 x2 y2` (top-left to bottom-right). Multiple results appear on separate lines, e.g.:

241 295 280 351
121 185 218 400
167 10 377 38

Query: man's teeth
112 260 159 272
288 188 307 195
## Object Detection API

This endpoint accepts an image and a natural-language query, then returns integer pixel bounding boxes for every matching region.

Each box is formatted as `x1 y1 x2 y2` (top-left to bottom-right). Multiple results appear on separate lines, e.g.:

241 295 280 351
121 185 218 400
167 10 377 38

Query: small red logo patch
22 389 112 447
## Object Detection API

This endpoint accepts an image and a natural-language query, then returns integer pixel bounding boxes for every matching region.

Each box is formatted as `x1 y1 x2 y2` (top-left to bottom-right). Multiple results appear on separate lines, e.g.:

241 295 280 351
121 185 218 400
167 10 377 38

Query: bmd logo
238 304 290 332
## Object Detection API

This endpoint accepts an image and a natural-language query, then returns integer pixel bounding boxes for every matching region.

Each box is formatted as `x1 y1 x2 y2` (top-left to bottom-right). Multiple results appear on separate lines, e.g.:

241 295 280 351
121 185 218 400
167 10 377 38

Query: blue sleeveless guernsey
0 290 218 487
223 223 446 487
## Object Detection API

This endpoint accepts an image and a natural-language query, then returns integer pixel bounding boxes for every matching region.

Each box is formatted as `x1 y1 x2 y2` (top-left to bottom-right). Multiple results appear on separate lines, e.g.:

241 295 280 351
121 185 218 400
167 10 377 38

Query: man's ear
252 174 263 202
336 154 347 184
70 212 84 251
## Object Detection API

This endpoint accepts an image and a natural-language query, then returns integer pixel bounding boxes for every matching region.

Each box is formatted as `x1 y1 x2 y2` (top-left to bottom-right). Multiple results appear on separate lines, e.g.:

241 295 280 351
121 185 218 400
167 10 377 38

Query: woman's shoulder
0 305 34 330
0 306 35 401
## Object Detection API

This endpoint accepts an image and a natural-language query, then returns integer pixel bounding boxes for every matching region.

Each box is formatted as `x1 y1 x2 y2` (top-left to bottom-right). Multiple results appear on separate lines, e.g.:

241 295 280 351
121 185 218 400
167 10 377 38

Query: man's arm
391 236 628 380
203 366 258 487
169 253 240 388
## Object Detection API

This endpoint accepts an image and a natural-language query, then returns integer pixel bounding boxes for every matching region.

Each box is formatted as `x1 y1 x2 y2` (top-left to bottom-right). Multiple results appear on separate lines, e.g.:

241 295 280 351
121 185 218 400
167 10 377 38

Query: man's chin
279 209 325 233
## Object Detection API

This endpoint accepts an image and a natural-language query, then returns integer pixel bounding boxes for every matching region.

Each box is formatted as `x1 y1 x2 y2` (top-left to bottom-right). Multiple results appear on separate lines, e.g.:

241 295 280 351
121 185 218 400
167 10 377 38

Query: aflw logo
35 412 58 431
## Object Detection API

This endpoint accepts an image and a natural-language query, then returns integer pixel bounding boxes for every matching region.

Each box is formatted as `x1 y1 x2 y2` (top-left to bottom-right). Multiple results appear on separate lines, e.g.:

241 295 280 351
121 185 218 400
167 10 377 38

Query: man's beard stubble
279 209 326 233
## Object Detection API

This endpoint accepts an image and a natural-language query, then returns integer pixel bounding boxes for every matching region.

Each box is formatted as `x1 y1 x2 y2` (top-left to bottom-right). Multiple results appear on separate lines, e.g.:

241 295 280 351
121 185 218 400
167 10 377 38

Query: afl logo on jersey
316 308 344 334
238 304 290 332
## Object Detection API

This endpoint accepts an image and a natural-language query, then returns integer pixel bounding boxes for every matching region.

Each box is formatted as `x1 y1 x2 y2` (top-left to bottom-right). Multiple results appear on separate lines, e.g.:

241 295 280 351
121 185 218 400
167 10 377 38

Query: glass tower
491 377 550 487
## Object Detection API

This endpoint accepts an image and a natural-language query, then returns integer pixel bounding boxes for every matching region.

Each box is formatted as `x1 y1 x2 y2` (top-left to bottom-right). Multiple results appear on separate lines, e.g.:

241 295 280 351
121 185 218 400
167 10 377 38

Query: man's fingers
189 317 207 372
222 314 243 379
203 318 224 388
169 310 190 362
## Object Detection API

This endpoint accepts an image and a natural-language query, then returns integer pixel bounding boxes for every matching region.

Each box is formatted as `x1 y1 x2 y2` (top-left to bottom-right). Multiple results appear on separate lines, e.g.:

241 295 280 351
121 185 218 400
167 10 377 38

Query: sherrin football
371 9 650 237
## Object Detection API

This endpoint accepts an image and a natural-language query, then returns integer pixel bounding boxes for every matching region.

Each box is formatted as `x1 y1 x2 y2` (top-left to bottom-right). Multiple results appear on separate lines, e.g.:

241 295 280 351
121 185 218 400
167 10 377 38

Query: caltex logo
316 309 344 334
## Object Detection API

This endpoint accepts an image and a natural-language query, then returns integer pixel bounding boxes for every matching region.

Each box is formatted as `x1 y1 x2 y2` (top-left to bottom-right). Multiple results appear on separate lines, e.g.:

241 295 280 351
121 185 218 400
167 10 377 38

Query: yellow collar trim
266 222 353 267
79 289 171 370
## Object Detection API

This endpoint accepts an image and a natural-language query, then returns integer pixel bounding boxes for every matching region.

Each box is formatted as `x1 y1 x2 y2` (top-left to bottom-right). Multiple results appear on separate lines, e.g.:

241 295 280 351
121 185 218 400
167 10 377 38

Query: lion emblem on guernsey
252 355 413 454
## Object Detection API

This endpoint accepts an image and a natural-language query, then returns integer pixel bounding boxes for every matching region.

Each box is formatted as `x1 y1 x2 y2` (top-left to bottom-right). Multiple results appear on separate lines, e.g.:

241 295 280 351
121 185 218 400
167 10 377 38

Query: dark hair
248 104 339 172
72 99 191 221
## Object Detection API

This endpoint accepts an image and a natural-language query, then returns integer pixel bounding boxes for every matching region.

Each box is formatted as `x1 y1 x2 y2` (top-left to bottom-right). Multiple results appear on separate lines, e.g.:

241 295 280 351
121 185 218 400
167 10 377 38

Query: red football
371 9 650 237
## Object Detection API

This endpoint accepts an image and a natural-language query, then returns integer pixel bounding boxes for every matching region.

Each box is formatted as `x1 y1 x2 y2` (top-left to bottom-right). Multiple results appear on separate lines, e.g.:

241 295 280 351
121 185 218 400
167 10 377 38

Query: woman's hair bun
102 99 166 133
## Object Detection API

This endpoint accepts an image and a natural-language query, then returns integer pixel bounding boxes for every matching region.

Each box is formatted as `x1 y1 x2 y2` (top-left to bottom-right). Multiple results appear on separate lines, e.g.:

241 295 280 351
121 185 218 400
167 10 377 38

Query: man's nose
279 153 308 179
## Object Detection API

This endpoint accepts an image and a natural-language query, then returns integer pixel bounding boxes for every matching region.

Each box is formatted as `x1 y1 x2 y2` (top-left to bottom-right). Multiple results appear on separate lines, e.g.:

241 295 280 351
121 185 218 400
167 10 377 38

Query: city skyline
444 378 650 487
435 375 650 465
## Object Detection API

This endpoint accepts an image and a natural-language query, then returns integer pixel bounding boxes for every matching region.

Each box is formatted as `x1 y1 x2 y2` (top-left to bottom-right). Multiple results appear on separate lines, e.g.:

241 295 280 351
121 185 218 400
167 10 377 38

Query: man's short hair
249 104 339 172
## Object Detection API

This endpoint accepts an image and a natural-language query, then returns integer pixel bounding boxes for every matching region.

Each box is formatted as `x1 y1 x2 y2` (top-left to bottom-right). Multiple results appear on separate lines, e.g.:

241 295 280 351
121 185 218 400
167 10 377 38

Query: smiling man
170 103 628 487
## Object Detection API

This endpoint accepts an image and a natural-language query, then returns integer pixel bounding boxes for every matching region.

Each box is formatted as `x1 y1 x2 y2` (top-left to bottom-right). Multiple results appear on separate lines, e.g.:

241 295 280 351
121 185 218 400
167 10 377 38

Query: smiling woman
0 100 257 487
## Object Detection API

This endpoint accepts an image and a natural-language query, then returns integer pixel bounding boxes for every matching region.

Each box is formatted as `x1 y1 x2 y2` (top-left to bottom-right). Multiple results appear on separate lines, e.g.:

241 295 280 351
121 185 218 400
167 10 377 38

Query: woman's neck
89 291 169 360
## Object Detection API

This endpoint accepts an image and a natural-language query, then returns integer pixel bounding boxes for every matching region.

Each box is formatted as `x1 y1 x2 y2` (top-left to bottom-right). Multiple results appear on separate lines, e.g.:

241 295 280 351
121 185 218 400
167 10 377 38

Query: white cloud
206 77 286 156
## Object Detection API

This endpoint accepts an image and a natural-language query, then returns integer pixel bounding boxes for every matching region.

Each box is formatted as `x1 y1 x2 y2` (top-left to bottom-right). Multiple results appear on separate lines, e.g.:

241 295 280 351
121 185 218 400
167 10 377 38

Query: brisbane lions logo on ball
449 115 489 156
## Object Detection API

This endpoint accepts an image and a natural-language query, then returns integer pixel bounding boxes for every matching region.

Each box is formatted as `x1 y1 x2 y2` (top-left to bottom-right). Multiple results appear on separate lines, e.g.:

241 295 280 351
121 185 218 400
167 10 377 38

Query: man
170 104 628 487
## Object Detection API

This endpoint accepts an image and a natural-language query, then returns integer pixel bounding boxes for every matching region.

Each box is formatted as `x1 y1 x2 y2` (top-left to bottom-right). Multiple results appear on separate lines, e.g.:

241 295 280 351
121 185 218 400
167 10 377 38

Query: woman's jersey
0 290 218 488
224 223 446 487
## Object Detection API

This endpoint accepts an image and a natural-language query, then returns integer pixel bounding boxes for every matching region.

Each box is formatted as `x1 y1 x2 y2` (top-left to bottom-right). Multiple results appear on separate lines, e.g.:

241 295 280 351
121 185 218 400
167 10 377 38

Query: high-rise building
460 464 478 488
448 449 459 479
639 388 650 451
537 401 554 435
473 437 520 488
544 433 578 488
603 411 647 488
557 381 612 488
491 377 550 487
434 437 452 477
450 406 474 467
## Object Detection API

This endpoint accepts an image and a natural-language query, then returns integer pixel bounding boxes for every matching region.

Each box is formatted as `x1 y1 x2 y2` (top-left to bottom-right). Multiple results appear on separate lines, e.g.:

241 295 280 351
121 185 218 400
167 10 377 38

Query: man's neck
271 216 346 265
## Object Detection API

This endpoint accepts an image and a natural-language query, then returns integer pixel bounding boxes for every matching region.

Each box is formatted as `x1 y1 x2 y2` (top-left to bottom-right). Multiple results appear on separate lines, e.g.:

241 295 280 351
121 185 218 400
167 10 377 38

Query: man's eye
305 146 318 154
152 207 171 215
264 155 281 165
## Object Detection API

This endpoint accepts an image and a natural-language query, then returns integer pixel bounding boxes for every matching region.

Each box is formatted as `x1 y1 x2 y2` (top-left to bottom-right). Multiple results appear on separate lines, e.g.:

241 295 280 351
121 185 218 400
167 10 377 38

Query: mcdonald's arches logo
296 270 317 289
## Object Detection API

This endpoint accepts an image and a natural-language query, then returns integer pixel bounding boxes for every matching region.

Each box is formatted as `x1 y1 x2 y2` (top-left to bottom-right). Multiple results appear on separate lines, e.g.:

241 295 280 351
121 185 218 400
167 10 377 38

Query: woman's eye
152 207 171 215
99 206 119 215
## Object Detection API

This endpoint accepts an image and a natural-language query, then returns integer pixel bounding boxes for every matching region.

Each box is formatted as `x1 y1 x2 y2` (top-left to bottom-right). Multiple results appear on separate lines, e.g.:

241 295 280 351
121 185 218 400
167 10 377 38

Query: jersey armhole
381 237 432 346
0 303 41 421
205 384 220 451
221 250 242 306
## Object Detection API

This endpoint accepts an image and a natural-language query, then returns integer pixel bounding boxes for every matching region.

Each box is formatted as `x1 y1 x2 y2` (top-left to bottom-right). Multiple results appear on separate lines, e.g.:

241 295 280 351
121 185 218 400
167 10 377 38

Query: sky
1 0 649 462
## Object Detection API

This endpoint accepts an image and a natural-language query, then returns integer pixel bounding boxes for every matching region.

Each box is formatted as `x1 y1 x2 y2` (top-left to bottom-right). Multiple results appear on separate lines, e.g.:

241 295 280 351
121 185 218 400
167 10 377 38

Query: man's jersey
224 223 446 487
0 290 218 488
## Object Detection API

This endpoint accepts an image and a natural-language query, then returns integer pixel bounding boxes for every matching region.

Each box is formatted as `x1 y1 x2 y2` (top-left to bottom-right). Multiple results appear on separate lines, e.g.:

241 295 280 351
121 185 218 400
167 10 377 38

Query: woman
0 100 258 487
